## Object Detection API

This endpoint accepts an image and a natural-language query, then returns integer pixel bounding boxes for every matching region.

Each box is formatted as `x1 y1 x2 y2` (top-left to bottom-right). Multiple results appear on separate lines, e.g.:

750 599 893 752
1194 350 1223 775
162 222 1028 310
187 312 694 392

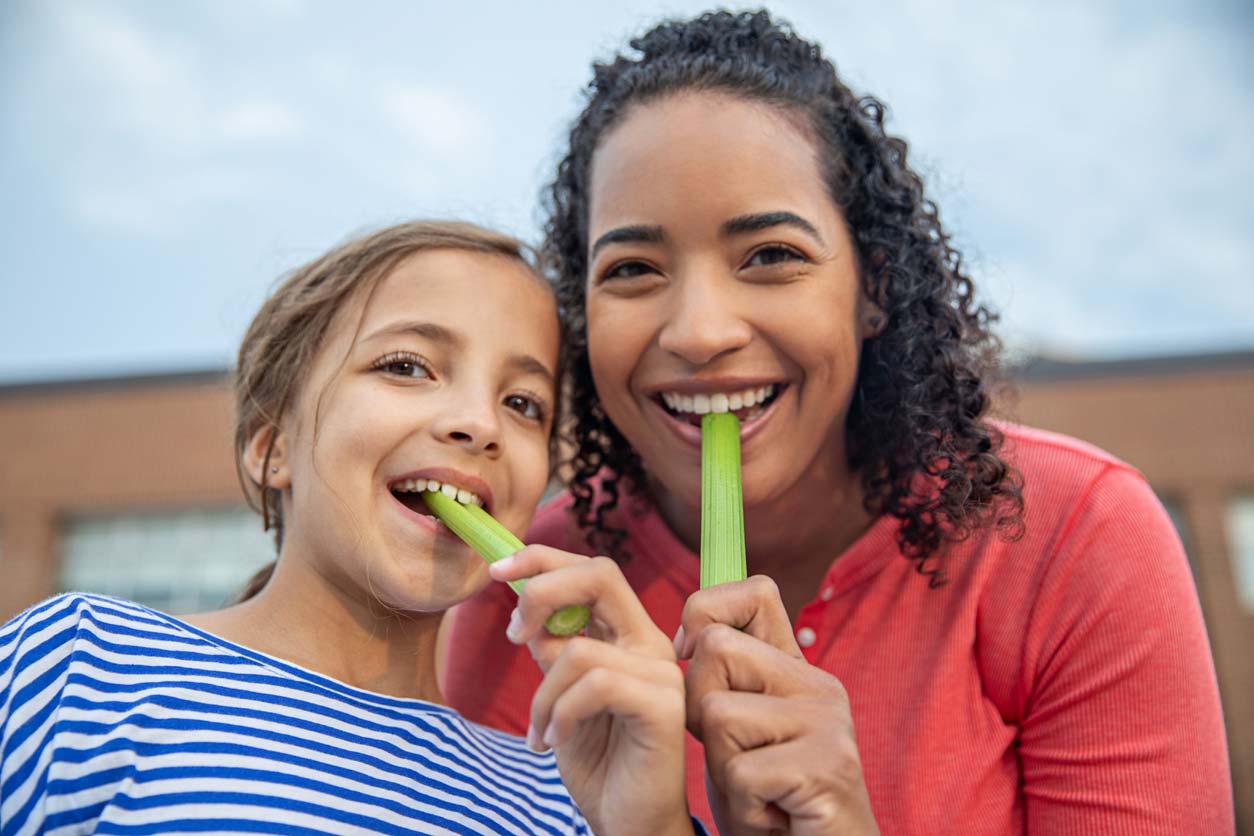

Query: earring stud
271 466 280 474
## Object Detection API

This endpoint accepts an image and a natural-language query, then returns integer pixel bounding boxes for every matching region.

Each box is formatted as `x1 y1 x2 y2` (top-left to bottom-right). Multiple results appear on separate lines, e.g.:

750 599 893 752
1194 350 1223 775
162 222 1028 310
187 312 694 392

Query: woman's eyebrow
721 211 824 243
590 224 665 258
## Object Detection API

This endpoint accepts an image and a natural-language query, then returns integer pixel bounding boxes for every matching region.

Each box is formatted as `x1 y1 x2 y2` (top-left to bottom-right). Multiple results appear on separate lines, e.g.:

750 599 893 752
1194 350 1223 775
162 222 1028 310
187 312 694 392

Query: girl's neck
652 454 873 620
185 556 445 704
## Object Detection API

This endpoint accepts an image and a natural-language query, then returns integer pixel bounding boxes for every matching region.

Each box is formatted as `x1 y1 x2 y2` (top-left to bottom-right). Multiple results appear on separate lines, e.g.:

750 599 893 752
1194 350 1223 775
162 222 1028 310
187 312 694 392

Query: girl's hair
234 220 546 600
544 9 1023 583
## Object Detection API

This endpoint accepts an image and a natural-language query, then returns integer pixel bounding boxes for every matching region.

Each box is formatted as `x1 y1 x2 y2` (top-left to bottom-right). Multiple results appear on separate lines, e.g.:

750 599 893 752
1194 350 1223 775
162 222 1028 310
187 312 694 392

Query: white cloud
219 101 304 143
379 84 488 160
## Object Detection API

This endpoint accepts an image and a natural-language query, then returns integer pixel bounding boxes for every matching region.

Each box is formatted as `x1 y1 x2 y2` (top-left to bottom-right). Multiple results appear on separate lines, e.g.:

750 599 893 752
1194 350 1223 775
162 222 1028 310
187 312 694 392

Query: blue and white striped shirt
0 594 593 836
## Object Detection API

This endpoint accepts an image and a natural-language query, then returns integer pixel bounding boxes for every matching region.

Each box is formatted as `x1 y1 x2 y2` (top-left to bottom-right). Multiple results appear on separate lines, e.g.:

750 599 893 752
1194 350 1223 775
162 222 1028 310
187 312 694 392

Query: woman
444 11 1234 835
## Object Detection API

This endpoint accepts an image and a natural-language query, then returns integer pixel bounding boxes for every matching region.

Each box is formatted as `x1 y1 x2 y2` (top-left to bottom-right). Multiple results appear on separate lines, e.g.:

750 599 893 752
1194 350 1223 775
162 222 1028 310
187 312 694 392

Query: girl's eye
373 353 432 379
745 245 805 267
601 259 658 281
504 393 544 421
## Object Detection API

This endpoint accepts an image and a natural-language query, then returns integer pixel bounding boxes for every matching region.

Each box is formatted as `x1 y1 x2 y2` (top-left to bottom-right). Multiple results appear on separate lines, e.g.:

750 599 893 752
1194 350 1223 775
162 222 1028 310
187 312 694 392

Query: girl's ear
243 424 291 490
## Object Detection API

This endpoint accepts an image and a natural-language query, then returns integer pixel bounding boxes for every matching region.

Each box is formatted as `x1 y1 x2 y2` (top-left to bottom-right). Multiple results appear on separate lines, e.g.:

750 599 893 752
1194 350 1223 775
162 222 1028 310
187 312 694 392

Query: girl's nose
430 399 502 455
656 273 752 366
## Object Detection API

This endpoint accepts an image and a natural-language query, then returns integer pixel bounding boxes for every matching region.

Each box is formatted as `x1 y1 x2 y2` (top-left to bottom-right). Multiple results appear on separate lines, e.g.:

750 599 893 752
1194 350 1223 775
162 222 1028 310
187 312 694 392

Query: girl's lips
386 490 466 544
647 385 785 450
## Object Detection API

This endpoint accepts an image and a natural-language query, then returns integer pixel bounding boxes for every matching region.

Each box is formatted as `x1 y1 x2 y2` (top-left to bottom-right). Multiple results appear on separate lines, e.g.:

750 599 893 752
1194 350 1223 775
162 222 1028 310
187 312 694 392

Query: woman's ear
243 424 291 490
860 299 887 339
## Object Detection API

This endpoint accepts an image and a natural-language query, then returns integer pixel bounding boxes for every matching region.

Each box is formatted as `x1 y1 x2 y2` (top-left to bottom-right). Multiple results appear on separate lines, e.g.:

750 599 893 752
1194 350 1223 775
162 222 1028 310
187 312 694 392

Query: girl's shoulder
1 592 178 677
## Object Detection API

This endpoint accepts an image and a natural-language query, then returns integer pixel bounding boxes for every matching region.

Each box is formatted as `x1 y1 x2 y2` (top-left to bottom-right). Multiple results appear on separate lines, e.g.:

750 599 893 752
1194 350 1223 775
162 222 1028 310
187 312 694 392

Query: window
60 508 274 615
1225 495 1254 613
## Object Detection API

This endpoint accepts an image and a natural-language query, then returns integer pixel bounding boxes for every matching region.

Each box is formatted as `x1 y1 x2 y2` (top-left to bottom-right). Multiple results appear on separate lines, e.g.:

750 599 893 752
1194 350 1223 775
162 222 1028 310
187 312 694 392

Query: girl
0 221 699 836
444 11 1234 836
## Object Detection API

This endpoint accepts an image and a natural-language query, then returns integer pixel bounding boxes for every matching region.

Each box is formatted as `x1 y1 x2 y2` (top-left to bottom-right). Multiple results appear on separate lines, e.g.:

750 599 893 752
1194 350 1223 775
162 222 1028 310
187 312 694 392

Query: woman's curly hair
544 9 1023 584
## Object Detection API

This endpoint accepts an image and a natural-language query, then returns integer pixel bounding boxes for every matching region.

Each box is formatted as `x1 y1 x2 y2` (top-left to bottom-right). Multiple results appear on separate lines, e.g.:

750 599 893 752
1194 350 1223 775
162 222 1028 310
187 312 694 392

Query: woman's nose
656 273 752 366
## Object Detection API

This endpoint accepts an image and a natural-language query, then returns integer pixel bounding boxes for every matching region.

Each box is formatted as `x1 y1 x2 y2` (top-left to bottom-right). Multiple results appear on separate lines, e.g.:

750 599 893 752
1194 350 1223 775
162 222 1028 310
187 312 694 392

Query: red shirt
443 424 1234 834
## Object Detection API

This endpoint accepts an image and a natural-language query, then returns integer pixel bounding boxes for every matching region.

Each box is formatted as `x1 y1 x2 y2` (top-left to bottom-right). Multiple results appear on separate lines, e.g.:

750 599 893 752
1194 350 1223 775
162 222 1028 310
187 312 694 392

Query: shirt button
820 586 834 601
797 627 817 648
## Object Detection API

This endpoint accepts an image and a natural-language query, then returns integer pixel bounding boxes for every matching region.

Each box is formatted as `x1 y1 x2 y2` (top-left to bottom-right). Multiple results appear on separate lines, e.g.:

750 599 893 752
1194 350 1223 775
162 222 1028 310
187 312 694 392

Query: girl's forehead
354 250 558 356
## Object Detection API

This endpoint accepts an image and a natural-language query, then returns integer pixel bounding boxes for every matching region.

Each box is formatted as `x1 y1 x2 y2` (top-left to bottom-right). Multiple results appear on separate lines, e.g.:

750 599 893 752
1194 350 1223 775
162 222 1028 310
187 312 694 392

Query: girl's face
271 250 558 613
585 92 878 512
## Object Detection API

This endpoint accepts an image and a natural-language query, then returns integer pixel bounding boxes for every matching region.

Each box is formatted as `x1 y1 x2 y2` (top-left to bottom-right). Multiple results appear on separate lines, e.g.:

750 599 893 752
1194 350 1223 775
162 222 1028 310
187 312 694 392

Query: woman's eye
374 354 432 379
745 245 804 267
504 394 543 421
602 260 658 281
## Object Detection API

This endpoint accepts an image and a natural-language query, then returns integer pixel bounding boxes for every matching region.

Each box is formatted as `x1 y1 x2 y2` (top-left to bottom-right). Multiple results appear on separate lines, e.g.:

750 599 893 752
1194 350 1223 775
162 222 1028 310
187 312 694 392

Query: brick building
2 350 1251 829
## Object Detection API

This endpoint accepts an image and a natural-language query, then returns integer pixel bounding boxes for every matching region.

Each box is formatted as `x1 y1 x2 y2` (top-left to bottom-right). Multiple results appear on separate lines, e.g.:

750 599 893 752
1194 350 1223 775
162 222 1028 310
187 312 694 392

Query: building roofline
1 346 1252 395
1011 348 1254 381
0 367 232 398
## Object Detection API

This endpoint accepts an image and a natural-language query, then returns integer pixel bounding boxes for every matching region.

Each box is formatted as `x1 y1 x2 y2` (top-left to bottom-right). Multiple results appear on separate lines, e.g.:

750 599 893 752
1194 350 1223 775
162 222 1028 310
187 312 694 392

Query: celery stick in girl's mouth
422 490 590 636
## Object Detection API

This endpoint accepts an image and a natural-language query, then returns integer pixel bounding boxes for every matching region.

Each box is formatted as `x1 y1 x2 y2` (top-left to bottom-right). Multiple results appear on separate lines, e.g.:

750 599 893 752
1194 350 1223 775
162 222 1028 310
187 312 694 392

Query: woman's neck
185 556 445 704
652 454 873 620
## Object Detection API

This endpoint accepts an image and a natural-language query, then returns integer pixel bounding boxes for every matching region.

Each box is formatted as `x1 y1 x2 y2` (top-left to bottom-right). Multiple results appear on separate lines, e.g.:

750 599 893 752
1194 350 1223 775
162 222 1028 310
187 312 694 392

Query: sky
1 0 1252 385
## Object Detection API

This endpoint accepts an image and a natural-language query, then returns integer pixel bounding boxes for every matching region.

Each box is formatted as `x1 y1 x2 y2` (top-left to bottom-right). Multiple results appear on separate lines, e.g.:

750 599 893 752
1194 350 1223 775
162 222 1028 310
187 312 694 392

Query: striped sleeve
1 594 88 836
2 594 596 836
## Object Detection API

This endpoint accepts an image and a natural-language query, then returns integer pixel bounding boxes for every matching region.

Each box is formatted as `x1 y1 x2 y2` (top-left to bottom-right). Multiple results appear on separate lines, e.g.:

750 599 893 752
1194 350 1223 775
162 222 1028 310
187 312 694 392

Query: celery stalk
700 412 747 588
422 490 590 636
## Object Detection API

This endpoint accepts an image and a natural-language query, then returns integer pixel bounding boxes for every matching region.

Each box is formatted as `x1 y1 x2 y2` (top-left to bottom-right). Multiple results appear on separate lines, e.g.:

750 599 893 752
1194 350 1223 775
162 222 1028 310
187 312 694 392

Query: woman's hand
677 576 879 836
490 546 694 836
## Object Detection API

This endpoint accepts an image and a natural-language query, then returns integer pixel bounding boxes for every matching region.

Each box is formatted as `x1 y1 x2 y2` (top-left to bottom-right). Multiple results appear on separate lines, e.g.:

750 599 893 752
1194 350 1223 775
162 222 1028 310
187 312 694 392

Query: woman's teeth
661 384 778 416
391 478 483 507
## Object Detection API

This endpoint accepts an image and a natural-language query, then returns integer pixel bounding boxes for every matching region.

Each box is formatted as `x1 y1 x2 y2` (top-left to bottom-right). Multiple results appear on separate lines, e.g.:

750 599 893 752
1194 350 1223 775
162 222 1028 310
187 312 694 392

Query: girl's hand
677 576 880 836
490 546 694 836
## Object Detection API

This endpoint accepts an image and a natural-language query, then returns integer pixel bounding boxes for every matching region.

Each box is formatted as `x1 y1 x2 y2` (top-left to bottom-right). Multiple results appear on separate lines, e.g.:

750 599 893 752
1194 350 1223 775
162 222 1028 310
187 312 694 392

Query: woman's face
273 250 558 613
584 92 878 512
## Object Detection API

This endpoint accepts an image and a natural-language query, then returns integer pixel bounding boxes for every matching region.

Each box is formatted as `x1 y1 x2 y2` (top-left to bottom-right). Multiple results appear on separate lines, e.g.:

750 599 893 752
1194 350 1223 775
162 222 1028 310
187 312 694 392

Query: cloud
379 84 488 160
219 101 304 143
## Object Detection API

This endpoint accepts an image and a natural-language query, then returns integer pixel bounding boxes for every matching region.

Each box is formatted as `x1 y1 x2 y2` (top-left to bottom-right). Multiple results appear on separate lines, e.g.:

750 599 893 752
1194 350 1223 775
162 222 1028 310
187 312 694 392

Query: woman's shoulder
995 420 1134 485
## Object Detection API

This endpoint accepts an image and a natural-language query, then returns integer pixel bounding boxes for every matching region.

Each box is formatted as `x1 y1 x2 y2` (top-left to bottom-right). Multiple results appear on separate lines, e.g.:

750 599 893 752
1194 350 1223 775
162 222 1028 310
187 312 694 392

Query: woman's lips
648 385 785 449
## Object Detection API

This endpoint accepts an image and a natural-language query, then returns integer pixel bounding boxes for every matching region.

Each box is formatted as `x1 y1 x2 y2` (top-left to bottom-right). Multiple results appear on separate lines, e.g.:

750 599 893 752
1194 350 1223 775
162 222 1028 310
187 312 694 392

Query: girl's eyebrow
506 354 556 383
361 320 555 382
363 320 462 347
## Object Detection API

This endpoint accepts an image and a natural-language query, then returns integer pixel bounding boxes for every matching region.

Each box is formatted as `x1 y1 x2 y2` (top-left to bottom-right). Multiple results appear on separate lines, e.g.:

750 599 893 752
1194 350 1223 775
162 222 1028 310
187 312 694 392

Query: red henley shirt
443 424 1233 834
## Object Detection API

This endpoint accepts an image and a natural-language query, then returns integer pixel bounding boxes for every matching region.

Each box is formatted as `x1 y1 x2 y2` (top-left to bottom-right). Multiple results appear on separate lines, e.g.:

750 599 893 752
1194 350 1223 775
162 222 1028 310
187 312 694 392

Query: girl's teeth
710 393 730 413
395 478 482 506
728 392 744 410
692 393 711 413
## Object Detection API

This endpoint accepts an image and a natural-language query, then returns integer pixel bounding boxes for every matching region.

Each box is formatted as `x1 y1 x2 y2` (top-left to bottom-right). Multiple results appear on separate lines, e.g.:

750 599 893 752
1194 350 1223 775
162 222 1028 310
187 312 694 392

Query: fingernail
506 608 523 643
542 725 556 750
489 555 516 577
526 724 543 751
672 625 686 658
